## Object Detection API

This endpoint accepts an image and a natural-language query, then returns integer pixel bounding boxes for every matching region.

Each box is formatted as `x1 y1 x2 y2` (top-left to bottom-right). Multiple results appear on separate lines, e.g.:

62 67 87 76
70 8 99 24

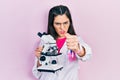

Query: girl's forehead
54 14 69 22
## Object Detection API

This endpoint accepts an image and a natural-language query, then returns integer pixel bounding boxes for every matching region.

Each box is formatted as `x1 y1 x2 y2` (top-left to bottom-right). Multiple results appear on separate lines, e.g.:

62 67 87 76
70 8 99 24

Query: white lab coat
32 36 92 80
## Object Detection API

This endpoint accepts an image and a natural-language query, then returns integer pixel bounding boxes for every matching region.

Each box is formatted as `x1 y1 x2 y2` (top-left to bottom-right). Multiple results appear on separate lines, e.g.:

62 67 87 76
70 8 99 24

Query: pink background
0 0 120 80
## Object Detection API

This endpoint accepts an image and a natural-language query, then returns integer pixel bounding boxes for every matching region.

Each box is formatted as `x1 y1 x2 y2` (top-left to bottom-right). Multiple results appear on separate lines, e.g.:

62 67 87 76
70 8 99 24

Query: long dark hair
47 5 76 39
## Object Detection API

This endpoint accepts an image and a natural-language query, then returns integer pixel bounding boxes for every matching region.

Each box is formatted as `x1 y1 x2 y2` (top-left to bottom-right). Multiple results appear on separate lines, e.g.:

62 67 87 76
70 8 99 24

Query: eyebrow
54 21 69 24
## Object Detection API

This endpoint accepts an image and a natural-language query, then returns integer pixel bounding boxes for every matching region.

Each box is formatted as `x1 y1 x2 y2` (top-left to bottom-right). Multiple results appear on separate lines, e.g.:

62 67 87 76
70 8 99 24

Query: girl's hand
65 33 85 57
35 46 43 58
65 33 79 52
35 46 43 67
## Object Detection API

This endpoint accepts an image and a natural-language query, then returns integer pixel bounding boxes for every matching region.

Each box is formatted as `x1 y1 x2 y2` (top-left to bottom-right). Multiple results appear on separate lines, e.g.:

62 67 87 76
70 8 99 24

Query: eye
54 22 61 25
63 21 69 25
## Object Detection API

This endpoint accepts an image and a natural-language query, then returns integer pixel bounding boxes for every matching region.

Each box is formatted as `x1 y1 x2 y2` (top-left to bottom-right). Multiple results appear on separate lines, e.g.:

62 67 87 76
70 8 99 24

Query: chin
59 35 65 38
58 33 66 38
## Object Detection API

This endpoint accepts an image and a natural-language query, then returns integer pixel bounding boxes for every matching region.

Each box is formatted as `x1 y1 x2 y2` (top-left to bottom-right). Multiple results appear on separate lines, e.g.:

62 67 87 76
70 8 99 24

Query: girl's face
53 14 70 38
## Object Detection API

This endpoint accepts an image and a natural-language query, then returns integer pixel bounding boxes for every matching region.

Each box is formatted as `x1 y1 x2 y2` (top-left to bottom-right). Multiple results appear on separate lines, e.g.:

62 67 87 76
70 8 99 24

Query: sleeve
32 57 42 79
76 36 92 61
32 40 44 79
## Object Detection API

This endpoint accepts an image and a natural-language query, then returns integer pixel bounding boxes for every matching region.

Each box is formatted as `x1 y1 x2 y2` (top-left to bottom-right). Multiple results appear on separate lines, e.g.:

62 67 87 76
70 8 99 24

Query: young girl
32 5 92 80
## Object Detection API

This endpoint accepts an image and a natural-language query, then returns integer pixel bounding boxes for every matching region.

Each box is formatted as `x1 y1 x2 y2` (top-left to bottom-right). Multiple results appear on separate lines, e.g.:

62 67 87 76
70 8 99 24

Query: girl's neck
57 36 66 39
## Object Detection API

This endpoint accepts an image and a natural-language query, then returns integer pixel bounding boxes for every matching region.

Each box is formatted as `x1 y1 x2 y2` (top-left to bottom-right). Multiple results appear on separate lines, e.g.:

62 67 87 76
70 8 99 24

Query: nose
60 24 64 30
